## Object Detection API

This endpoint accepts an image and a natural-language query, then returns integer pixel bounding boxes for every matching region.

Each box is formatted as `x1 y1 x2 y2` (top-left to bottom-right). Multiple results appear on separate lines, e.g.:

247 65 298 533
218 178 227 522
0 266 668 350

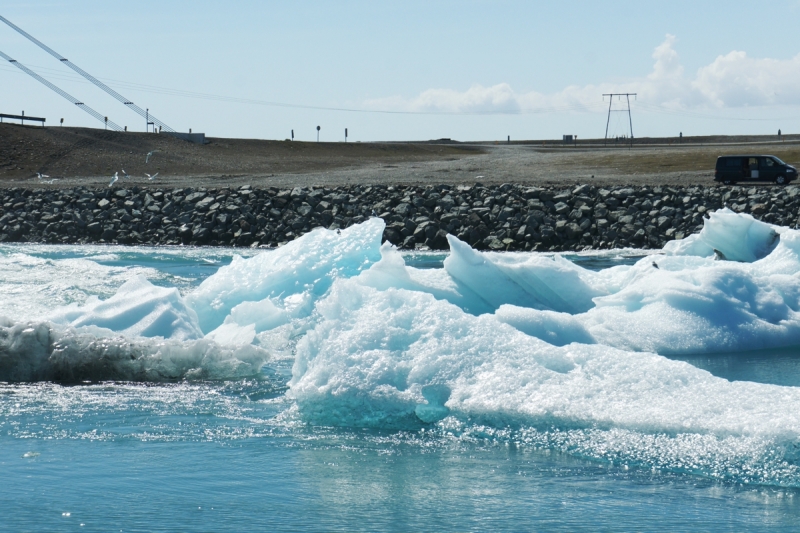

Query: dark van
715 155 797 185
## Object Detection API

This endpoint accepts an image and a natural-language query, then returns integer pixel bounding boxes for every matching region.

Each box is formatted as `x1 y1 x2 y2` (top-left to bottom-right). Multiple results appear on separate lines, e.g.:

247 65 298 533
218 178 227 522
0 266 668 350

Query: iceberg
37 211 799 358
290 278 800 450
0 316 269 382
48 275 203 341
664 207 780 262
443 235 606 314
186 218 385 333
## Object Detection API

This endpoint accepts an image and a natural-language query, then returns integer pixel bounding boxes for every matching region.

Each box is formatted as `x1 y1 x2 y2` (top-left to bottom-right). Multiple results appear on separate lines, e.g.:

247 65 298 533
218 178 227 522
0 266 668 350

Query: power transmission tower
603 93 636 147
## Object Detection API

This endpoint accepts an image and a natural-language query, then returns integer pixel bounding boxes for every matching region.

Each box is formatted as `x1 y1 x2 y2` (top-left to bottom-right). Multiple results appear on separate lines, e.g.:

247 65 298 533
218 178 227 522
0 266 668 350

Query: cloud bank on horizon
365 35 800 115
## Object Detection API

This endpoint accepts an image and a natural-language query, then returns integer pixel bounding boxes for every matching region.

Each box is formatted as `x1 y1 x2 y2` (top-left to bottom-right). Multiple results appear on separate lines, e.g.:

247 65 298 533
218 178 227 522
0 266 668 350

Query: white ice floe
5 211 800 484
26 209 800 359
186 218 385 333
443 234 608 314
290 278 800 447
492 210 800 354
48 275 203 341
664 207 780 262
0 316 269 382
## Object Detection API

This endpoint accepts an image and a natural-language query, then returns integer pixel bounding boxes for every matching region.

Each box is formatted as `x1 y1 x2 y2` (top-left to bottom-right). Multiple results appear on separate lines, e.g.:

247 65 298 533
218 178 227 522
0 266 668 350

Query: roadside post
345 128 348 142
317 125 320 142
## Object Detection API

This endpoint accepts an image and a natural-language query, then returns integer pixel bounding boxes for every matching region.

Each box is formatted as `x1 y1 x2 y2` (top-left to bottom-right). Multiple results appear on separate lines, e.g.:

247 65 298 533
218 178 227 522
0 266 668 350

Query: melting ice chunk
187 218 385 333
48 275 203 341
290 278 800 453
444 235 604 314
665 208 780 262
0 316 269 382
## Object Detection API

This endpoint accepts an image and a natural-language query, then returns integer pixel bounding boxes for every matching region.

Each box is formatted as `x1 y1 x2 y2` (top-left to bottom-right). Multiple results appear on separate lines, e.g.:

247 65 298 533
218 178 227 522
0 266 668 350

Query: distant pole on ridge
317 125 320 142
345 128 348 142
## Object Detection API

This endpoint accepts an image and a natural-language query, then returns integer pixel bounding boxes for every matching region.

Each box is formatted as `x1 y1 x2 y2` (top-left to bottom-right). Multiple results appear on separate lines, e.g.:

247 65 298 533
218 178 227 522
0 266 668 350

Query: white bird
146 150 158 163
145 172 159 180
43 178 59 184
36 172 49 180
109 172 119 187
121 169 129 179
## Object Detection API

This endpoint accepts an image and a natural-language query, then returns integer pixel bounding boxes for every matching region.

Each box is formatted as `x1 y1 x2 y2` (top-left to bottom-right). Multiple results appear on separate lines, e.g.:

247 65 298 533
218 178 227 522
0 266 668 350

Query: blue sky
2 1 800 141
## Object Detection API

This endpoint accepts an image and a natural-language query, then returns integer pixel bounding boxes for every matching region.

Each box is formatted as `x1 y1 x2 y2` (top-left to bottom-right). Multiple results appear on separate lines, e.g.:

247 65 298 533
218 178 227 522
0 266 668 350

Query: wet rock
0 184 791 251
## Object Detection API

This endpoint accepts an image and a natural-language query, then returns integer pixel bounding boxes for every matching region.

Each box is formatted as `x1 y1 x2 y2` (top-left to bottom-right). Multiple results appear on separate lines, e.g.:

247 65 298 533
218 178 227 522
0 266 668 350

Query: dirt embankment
0 123 482 188
3 123 800 189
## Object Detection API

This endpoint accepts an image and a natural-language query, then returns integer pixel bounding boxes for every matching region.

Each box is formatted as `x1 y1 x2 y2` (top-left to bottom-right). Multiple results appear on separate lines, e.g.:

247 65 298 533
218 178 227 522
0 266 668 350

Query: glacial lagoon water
4 211 800 531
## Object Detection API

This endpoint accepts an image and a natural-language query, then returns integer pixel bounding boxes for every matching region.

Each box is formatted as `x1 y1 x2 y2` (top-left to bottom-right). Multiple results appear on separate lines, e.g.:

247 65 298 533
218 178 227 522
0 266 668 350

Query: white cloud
364 35 800 114
693 51 800 107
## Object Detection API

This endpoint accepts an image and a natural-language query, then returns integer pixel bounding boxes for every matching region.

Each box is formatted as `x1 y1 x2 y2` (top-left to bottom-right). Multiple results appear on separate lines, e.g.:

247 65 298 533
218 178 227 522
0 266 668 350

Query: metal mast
603 93 636 147
0 49 123 131
0 14 175 132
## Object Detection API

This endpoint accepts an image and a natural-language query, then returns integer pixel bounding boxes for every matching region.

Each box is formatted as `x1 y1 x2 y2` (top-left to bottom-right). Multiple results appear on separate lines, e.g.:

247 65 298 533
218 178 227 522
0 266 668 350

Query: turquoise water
2 244 800 531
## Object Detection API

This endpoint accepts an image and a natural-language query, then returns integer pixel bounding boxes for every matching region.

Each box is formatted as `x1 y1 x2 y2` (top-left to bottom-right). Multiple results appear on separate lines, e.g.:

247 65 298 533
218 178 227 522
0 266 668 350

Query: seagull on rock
36 172 49 180
146 151 158 164
122 169 130 179
109 172 119 187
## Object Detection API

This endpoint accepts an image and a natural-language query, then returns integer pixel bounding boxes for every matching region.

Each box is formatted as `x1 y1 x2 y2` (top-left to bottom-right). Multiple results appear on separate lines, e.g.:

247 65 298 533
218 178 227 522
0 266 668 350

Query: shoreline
0 183 796 252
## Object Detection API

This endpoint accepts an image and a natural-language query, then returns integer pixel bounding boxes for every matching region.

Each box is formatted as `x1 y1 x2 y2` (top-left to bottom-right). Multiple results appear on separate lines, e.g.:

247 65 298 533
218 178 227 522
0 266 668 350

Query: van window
772 156 786 165
725 158 741 167
764 158 776 167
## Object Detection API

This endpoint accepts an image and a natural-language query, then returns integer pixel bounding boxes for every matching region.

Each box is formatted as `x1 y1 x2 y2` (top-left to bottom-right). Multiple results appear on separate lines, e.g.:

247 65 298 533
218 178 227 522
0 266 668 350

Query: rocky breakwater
0 183 798 251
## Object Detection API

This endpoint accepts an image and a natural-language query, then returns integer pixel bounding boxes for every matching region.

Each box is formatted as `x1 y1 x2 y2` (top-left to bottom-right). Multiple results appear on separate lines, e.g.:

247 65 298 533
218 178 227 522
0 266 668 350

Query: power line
0 14 174 132
633 102 796 122
0 55 607 116
0 49 122 131
0 34 795 123
0 61 609 116
2 57 796 123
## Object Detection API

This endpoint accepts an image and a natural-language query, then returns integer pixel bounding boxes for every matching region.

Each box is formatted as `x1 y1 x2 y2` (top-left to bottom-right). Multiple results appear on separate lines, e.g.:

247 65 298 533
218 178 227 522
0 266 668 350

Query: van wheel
776 175 787 185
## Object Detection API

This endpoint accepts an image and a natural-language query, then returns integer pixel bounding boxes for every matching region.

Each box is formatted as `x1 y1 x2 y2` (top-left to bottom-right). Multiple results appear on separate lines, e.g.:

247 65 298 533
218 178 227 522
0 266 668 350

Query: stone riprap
0 183 798 251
